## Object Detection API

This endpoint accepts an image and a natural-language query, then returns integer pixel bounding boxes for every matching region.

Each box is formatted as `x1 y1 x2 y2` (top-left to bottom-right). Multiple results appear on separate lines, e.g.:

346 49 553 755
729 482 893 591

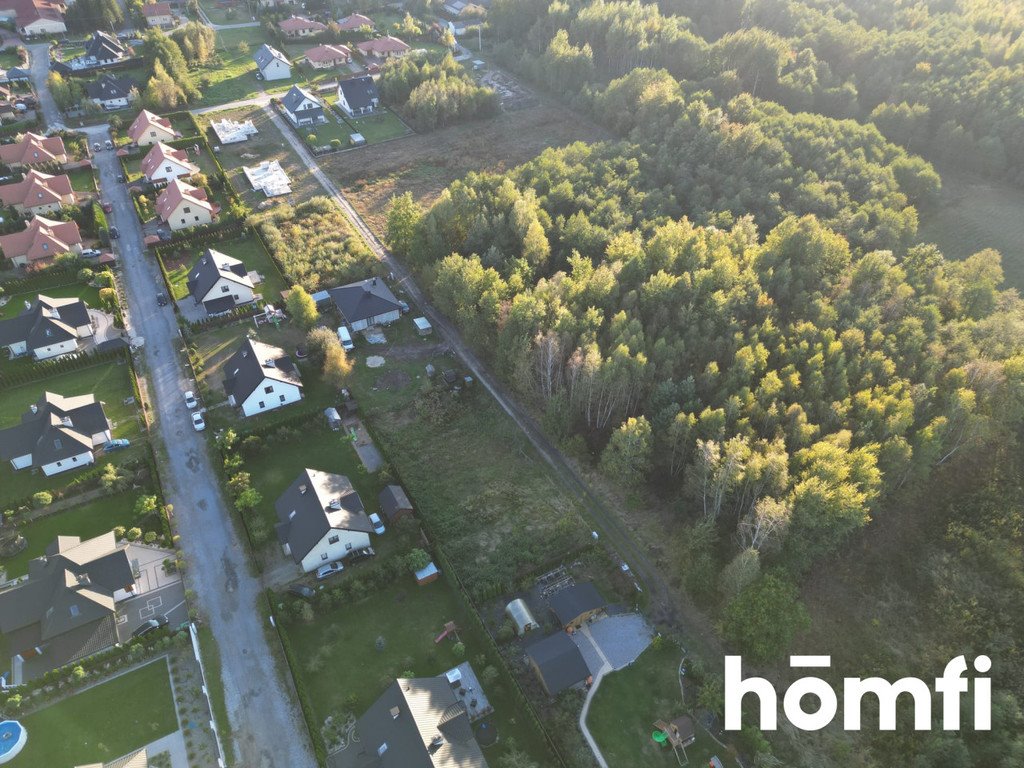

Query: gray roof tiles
0 391 109 467
526 632 591 695
274 468 373 562
186 248 253 303
0 294 90 351
223 337 303 403
337 76 380 112
328 278 402 325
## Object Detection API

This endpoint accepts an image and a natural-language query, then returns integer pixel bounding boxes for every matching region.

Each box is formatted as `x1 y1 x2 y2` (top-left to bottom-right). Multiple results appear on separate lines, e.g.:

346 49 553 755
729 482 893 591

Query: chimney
77 573 91 586
264 358 276 368
389 706 400 720
328 500 342 511
428 735 444 754
241 349 249 358
61 416 73 427
299 484 308 495
24 299 31 310
30 404 38 414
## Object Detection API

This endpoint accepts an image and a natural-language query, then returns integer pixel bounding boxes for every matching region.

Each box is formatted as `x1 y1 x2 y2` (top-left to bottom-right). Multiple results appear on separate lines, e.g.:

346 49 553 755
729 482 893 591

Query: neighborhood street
27 43 62 129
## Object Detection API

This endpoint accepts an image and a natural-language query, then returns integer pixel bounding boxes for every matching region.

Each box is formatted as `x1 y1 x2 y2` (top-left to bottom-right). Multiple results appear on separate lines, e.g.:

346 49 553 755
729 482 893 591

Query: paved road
264 107 720 652
86 127 316 768
26 43 63 129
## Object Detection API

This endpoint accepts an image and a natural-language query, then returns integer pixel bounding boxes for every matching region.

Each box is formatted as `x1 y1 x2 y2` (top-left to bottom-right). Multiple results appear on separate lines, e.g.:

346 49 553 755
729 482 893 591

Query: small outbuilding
413 316 432 336
324 406 342 431
526 632 591 697
548 581 606 630
505 598 539 636
378 484 413 523
415 561 439 585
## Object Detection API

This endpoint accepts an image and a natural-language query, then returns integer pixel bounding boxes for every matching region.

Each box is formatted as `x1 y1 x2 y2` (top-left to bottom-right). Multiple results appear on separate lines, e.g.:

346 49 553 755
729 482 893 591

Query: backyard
14 658 178 767
196 28 302 107
161 231 288 304
0 282 100 321
67 165 97 193
336 105 411 145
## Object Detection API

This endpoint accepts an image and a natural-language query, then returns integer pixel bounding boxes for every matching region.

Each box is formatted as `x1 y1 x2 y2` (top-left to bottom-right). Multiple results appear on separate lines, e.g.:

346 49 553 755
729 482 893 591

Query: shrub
144 531 158 544
114 525 126 538
32 491 53 508
126 527 142 541
452 641 466 658
405 547 431 573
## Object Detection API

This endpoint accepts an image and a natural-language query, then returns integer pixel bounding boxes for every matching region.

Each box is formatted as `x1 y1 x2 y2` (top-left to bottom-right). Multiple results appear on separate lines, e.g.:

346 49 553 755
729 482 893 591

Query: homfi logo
724 655 992 732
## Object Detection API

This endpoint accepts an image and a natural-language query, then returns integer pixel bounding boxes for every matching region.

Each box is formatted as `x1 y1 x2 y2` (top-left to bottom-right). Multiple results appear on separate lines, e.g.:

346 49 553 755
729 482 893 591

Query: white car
316 561 344 580
191 411 205 431
183 391 198 409
369 512 386 535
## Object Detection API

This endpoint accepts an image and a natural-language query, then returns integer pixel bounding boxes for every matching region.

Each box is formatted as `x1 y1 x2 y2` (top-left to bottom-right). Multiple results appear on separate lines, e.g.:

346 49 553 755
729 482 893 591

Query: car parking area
573 613 654 676
115 543 188 641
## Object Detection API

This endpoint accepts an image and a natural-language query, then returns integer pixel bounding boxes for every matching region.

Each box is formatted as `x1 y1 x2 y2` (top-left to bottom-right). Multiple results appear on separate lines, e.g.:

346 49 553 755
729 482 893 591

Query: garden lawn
0 491 153 578
0 283 100 320
587 644 730 767
15 658 178 768
301 115 354 149
162 231 287 303
0 47 24 68
67 165 97 193
196 28 302 107
338 108 411 144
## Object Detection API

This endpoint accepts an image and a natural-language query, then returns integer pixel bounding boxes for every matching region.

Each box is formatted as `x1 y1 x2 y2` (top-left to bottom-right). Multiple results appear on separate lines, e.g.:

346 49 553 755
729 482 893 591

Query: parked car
183 391 198 409
156 292 168 307
132 615 169 638
337 326 354 351
368 513 386 535
109 226 120 239
101 200 113 213
102 438 131 451
349 545 376 562
93 142 101 152
81 248 102 258
104 140 113 150
288 584 316 600
116 174 126 183
316 561 344 580
191 411 206 431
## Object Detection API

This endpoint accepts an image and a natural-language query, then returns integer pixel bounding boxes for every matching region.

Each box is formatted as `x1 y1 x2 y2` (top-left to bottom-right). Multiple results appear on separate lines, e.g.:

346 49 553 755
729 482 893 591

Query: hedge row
0 264 79 294
0 346 129 388
0 117 41 139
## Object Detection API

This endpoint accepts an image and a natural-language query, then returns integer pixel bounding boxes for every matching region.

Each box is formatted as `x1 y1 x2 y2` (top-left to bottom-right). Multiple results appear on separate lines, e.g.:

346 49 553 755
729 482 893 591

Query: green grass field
196 28 304 107
588 644 732 767
0 283 100 320
338 107 411 144
66 165 97 193
15 659 178 767
918 169 1024 291
162 232 288 303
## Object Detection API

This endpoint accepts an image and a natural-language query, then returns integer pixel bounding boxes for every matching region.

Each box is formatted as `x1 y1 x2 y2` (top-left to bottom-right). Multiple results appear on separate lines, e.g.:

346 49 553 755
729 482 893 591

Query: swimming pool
0 720 26 764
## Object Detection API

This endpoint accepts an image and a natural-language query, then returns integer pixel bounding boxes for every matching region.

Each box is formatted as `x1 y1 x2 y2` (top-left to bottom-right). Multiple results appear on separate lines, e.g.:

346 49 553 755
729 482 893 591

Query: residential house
84 31 130 65
339 673 490 768
280 84 326 128
0 215 82 267
0 532 134 683
337 12 373 31
254 43 291 81
443 0 485 17
0 392 112 475
336 75 379 117
223 337 303 417
140 141 199 183
0 0 66 36
126 108 177 146
155 178 219 231
0 294 93 360
274 468 374 572
278 14 327 38
186 248 255 314
328 277 402 331
211 117 257 144
242 160 290 196
0 169 75 216
304 44 351 69
85 74 138 110
525 632 592 697
141 1 174 27
356 36 411 60
378 484 413 523
548 581 606 630
0 131 67 167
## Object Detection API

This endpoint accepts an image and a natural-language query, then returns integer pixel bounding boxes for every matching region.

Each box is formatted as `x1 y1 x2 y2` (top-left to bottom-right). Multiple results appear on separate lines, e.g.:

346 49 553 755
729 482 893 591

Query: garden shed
324 407 342 431
505 598 539 636
413 316 432 336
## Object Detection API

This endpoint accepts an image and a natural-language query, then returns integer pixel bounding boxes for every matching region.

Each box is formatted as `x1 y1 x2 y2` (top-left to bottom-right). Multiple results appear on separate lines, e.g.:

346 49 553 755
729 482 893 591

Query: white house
85 74 137 110
336 75 380 117
254 43 292 81
186 249 256 315
140 141 200 183
223 338 303 417
155 178 219 231
0 392 111 476
275 468 374 572
280 84 327 128
127 108 178 146
0 295 94 360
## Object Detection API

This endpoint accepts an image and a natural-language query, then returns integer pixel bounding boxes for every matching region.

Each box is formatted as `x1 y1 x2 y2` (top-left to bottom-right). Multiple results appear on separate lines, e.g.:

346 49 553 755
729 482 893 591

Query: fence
0 346 130 388
189 624 229 768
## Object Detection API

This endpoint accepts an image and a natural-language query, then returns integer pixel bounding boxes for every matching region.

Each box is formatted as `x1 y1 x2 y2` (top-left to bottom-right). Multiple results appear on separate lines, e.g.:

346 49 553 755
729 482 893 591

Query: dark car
101 200 113 213
109 226 120 239
116 174 126 183
132 615 169 638
288 584 316 600
156 292 168 307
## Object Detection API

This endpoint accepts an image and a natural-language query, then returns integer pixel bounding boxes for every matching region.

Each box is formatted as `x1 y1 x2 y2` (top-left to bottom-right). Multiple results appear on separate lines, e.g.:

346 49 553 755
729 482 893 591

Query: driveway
116 543 187 641
87 129 317 767
26 43 62 129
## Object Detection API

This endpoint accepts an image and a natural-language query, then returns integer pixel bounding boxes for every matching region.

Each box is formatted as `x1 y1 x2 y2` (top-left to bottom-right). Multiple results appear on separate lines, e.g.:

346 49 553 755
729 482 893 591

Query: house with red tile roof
0 170 75 216
155 178 219 231
127 109 177 146
0 216 82 267
0 132 68 167
337 12 374 31
355 36 411 59
141 1 174 28
278 15 327 38
1 0 66 36
303 44 352 69
140 141 199 183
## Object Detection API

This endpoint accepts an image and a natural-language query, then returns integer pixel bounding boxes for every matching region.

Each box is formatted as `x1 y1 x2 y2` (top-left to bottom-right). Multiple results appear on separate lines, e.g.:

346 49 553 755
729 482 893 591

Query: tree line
378 53 499 131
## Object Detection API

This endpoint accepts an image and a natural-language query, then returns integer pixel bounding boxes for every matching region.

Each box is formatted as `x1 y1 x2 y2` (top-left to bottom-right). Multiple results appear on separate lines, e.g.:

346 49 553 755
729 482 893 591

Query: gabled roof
0 215 82 263
254 43 290 71
85 31 129 61
274 468 373 561
342 677 489 768
155 178 217 221
337 12 374 30
0 169 73 208
0 132 67 165
279 14 327 32
329 277 401 324
186 248 253 302
0 294 90 350
548 581 606 626
304 44 352 63
223 337 303 403
281 84 321 114
0 532 132 661
140 141 199 179
337 75 379 111
127 109 175 143
0 391 109 467
356 36 411 56
379 485 412 521
85 74 137 101
526 632 590 695
142 1 172 16
8 0 64 30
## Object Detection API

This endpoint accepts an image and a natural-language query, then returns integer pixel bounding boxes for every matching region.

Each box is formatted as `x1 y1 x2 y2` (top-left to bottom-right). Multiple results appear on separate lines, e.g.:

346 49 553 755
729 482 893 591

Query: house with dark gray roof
339 674 490 768
223 337 303 417
0 391 111 476
0 531 135 683
85 74 138 110
336 75 380 117
280 84 326 128
548 581 606 629
379 484 414 523
525 631 591 697
83 31 130 66
0 294 94 360
254 43 291 81
275 468 374 572
329 277 402 331
186 249 255 315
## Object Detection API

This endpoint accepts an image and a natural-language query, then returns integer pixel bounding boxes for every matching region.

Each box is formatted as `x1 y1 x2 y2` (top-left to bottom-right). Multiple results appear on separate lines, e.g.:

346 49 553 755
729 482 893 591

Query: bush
406 547 431 573
126 527 142 541
32 491 53 508
114 525 126 538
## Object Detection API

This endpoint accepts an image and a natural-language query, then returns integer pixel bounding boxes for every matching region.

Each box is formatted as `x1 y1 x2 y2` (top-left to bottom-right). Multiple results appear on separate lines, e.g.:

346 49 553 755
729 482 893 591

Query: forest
384 1 1024 765
378 54 500 131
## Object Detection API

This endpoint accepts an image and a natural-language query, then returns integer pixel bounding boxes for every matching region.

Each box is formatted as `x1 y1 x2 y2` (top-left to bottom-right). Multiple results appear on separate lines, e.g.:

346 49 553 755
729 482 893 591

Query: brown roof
9 0 64 29
141 1 172 16
0 216 81 263
140 141 199 179
304 44 352 63
0 132 67 166
356 36 411 56
127 109 175 143
279 15 327 32
0 169 73 208
155 178 217 221
338 12 373 30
